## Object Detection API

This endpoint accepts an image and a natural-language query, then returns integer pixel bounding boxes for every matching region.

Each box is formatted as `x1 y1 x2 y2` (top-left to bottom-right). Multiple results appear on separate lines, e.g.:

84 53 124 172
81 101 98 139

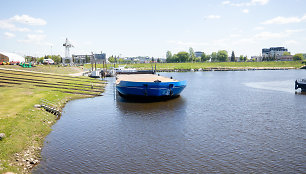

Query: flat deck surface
116 74 178 84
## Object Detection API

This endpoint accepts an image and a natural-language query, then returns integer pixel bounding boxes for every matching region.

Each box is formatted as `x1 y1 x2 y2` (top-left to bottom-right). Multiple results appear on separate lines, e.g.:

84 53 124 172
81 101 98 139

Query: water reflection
244 80 295 93
116 95 186 113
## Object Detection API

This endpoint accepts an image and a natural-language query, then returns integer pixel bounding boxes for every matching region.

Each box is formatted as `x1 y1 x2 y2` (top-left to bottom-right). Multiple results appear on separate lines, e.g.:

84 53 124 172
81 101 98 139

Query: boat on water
116 74 186 99
114 65 137 74
295 79 306 92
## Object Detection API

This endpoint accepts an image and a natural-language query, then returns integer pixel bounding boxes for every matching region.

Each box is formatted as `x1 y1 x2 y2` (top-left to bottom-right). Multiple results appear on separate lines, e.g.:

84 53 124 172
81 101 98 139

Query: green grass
0 68 105 173
126 61 304 70
0 65 85 74
84 61 304 70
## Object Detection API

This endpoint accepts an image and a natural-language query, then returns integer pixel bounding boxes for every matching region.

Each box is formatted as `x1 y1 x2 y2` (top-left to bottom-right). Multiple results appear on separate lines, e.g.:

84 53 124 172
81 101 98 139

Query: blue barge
116 74 186 99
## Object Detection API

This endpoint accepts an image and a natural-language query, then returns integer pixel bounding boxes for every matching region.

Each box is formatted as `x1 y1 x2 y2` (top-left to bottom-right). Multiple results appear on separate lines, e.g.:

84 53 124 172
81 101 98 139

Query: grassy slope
0 66 105 173
84 61 304 70
1 65 84 74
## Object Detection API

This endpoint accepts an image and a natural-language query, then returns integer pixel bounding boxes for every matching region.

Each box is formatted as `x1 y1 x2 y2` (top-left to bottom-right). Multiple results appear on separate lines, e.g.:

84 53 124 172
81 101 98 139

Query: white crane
62 38 74 64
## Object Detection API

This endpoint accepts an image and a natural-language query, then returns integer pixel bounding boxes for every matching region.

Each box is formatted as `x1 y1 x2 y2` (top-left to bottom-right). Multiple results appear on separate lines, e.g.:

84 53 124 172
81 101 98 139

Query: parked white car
43 59 55 64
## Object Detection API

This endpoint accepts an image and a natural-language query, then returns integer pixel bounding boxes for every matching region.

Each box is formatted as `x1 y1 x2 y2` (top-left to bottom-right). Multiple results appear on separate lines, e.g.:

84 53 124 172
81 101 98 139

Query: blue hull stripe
116 80 186 97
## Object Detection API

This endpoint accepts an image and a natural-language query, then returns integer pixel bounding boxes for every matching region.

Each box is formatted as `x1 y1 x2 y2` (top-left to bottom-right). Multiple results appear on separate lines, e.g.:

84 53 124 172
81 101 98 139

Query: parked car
43 59 54 64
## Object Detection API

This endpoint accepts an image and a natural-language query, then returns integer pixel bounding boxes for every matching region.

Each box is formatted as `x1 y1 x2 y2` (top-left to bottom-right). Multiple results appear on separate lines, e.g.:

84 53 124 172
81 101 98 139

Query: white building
262 47 288 58
0 51 25 62
195 51 204 58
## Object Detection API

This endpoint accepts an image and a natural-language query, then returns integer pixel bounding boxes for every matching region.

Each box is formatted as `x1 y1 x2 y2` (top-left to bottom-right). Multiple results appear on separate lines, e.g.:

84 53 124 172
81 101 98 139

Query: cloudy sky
1 0 306 58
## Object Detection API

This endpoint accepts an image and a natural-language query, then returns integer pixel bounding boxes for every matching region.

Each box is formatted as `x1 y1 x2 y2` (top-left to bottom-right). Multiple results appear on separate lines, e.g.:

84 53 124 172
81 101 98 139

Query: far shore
154 67 299 72
84 61 305 71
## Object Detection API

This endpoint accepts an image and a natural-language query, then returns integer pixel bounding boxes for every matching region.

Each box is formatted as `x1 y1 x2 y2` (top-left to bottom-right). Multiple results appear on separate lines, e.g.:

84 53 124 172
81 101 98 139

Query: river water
34 70 306 173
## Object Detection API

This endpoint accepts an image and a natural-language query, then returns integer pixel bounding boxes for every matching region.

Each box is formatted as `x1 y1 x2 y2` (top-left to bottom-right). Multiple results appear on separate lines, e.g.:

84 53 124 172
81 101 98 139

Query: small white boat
114 65 137 74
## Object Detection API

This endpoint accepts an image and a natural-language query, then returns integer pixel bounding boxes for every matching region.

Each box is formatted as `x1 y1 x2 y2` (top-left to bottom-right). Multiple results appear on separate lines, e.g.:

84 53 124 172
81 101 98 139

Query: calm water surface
34 70 306 173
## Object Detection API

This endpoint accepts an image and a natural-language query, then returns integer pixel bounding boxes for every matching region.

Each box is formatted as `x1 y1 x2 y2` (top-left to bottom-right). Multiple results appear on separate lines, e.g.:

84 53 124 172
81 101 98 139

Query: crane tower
62 38 74 64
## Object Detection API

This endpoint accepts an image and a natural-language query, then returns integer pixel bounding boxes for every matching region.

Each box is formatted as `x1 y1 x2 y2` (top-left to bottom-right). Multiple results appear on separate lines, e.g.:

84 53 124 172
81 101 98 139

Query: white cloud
18 34 48 45
204 15 221 20
4 32 15 38
262 14 306 24
254 26 264 30
285 29 304 34
232 38 255 45
10 15 47 26
251 0 269 5
0 14 46 33
255 29 304 39
284 40 298 45
168 40 209 47
222 1 230 5
229 34 241 38
242 9 249 13
35 30 44 33
233 29 301 45
254 31 286 39
0 20 30 32
222 0 269 7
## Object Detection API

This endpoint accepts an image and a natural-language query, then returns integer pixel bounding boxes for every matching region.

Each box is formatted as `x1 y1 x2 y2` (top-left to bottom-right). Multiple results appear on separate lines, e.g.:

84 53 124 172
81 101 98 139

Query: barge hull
116 81 186 98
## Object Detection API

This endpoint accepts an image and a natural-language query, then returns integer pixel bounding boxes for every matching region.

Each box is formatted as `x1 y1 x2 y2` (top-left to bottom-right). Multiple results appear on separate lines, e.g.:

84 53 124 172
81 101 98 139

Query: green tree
217 50 228 62
283 51 291 56
194 57 201 62
157 58 161 63
172 54 178 62
176 51 189 62
211 52 217 62
201 53 210 62
293 53 303 61
189 47 195 62
231 51 235 62
50 55 62 64
151 57 155 62
239 55 244 62
108 56 115 63
118 58 125 63
244 56 248 62
37 57 44 63
166 50 172 62
85 55 90 63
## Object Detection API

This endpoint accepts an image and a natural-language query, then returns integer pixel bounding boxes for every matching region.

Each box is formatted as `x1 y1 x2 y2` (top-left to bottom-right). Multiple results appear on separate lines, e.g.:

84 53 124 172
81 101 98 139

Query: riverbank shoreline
154 66 299 72
0 67 106 174
84 61 305 72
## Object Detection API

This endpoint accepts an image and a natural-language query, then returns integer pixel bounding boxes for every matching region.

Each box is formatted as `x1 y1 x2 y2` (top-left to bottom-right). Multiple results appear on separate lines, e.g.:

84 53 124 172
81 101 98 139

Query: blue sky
1 0 306 58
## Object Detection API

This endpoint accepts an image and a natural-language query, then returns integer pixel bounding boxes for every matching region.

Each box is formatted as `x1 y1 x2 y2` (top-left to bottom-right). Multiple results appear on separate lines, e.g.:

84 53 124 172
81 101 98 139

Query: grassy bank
0 66 105 173
85 61 304 70
1 65 84 74
126 61 304 70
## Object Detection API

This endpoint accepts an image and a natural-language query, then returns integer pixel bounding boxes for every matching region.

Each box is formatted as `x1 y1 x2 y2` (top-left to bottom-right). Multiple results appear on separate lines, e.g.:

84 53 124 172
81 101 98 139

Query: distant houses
195 51 204 58
261 47 293 61
262 47 288 58
121 56 166 63
72 53 106 64
190 46 301 62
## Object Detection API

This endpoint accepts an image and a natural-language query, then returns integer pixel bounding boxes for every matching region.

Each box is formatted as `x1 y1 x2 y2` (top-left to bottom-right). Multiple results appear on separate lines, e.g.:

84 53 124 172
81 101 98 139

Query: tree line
166 48 245 63
25 55 62 64
108 55 161 64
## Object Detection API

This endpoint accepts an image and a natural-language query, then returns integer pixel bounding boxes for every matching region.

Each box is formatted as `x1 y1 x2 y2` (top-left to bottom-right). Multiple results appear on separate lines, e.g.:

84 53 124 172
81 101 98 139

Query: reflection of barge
295 79 306 92
116 74 186 99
